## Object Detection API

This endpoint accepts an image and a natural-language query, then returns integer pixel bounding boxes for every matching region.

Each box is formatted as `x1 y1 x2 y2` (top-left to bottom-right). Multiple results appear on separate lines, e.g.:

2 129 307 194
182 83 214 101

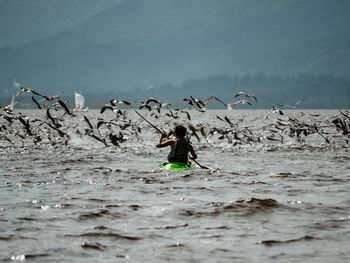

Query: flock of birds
0 86 349 149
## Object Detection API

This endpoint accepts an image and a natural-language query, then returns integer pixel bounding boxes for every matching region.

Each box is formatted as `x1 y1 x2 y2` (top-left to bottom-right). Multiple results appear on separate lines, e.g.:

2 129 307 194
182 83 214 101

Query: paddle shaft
135 110 166 135
135 110 209 169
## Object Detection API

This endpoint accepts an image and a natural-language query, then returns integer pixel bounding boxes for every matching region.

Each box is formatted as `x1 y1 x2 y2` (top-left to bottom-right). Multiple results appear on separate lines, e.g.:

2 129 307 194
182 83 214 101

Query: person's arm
188 144 197 159
156 133 175 148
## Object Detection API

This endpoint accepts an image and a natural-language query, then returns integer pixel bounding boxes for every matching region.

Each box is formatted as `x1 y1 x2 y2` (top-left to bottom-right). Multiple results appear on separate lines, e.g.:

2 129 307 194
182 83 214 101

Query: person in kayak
156 124 197 163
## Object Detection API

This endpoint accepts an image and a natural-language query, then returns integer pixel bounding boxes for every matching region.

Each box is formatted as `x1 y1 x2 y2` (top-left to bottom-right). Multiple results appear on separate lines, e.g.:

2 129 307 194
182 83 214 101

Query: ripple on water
176 198 292 218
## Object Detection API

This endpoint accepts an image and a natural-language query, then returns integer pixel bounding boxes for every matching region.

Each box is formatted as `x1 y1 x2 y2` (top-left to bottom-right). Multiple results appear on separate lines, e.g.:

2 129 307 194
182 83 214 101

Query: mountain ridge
0 0 349 97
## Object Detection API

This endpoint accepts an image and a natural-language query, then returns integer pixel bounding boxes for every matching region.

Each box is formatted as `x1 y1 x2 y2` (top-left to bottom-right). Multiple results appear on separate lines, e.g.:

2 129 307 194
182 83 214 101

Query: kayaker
156 124 197 163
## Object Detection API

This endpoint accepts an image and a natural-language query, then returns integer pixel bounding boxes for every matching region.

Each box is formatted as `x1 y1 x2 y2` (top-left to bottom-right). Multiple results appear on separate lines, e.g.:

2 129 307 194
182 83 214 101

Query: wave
77 209 125 220
177 198 287 217
65 232 141 241
155 223 188 230
258 235 320 246
82 242 107 251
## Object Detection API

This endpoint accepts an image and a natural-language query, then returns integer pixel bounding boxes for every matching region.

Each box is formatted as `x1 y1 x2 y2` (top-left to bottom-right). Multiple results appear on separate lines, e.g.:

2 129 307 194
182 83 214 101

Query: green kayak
159 162 195 171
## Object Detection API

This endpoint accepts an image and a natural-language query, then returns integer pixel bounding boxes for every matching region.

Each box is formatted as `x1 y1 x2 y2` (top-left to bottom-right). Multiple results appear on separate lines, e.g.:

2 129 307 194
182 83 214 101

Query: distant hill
0 0 124 47
0 0 349 101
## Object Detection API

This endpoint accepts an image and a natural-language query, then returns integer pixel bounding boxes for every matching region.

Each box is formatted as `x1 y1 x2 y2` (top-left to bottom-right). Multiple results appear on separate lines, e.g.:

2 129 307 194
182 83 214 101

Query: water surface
0 109 349 262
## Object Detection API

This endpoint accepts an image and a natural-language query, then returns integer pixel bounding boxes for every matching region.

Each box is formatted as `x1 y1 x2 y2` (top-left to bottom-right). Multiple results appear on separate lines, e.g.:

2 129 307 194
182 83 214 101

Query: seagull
46 108 61 128
18 116 32 136
278 97 306 108
230 99 252 108
183 97 195 107
58 100 73 116
46 122 67 138
188 124 200 142
224 116 235 128
109 133 120 147
109 131 127 145
216 115 225 122
234 91 257 102
100 104 121 114
83 115 94 130
339 110 350 121
214 97 228 108
15 87 43 99
88 133 108 147
199 126 208 138
138 103 152 111
165 109 179 119
110 99 131 106
1 114 17 124
214 97 251 110
265 107 284 120
42 94 61 101
145 97 161 105
180 110 191 120
313 123 330 143
203 96 214 106
32 96 43 109
150 104 162 113
189 96 214 109
96 119 107 129
1 99 19 113
190 96 206 109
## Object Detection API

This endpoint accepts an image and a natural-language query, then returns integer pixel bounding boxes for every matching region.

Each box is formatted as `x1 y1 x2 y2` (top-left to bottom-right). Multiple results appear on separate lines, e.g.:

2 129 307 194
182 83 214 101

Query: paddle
135 110 166 135
135 110 209 169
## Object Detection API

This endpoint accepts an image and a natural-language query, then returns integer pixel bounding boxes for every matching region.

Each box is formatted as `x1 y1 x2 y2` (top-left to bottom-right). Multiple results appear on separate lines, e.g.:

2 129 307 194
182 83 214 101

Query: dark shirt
167 137 190 163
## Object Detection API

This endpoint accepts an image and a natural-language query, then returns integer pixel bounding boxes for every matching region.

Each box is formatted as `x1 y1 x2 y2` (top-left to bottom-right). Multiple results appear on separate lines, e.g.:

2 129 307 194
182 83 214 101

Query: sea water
0 109 349 262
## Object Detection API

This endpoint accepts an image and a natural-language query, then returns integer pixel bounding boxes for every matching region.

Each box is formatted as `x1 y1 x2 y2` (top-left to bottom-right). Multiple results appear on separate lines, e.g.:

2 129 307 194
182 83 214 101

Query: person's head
175 125 187 138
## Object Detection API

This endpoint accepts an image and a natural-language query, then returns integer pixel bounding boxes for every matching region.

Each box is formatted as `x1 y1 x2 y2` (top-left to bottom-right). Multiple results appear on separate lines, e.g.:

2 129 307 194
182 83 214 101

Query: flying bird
18 116 32 136
278 97 306 108
214 97 228 108
234 91 257 102
231 99 252 107
58 100 73 116
46 108 62 128
180 110 191 120
203 96 214 106
138 103 152 111
265 107 284 120
110 99 131 106
89 134 108 147
15 87 43 99
145 97 161 105
32 96 43 109
42 94 61 101
1 99 19 112
100 104 121 114
84 115 94 130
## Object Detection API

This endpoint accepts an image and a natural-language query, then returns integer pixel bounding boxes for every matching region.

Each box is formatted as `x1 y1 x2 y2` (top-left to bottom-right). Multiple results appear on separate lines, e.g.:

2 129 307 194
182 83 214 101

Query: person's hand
188 155 194 160
161 132 167 138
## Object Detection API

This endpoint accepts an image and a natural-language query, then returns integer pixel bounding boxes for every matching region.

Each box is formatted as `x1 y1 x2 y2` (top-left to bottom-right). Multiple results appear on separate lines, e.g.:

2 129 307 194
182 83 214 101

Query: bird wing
214 97 227 107
15 88 25 99
84 116 94 129
31 96 42 109
234 91 246 98
100 104 112 114
203 96 214 105
58 100 72 116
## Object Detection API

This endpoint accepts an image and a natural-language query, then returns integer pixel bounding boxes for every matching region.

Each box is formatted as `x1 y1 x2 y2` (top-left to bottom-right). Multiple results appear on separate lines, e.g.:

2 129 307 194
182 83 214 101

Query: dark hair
175 125 187 137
